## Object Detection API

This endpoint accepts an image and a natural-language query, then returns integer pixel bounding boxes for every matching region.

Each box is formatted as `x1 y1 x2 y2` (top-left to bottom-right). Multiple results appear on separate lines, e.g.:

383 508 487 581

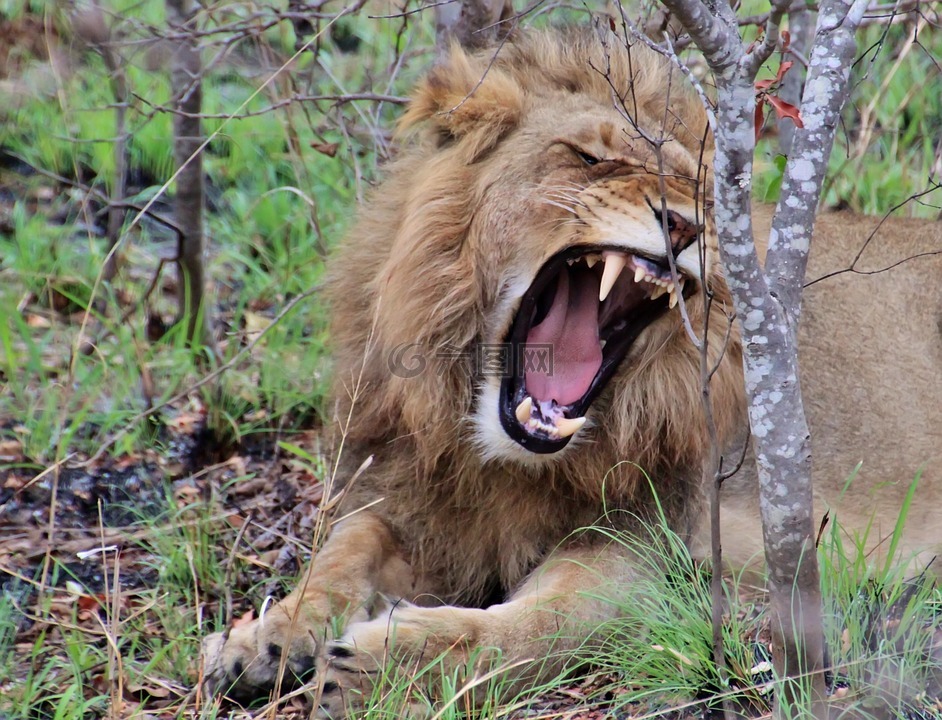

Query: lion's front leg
202 511 414 702
318 544 631 717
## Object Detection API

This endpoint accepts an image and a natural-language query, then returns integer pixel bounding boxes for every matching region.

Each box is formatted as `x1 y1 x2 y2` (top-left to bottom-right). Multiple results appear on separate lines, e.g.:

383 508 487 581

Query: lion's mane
324 28 745 605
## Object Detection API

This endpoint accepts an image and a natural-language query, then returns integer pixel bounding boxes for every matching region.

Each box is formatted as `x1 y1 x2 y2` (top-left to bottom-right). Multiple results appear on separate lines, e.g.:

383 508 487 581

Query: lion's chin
495 245 693 456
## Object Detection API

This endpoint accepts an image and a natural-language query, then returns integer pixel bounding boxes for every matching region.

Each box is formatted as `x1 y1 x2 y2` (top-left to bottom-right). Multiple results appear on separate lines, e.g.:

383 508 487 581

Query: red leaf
78 593 105 612
754 100 766 141
781 30 791 52
755 61 794 93
774 60 794 84
767 95 804 127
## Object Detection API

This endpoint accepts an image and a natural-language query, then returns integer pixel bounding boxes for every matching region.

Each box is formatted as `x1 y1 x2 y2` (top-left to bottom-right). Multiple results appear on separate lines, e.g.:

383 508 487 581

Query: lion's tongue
525 267 602 406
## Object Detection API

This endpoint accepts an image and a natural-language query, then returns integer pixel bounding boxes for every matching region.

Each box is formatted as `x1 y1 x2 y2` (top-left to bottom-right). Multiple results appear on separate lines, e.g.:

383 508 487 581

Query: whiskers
541 182 589 216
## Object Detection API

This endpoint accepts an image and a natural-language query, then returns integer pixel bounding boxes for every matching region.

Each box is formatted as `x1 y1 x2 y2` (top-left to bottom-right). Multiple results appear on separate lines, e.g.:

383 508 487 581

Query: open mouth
498 246 693 453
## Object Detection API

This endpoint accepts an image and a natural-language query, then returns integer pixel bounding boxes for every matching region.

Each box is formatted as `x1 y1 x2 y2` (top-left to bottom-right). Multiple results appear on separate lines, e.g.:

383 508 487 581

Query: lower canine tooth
669 289 679 308
515 396 533 424
555 416 586 439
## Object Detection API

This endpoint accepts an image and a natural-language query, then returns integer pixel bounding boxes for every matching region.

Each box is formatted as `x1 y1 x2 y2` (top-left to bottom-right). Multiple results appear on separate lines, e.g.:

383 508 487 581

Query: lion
202 26 942 716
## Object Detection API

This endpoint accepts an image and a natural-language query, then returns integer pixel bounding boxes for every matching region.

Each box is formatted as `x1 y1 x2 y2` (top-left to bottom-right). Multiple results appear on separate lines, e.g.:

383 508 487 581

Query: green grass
563 490 942 719
0 4 434 463
754 22 942 217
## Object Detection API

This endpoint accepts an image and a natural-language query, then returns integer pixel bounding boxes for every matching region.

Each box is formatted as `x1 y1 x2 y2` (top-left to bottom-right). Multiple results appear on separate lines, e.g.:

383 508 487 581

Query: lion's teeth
586 254 600 268
515 396 533 424
633 266 646 283
650 285 668 300
599 253 627 302
669 288 679 308
666 281 675 294
554 416 586 439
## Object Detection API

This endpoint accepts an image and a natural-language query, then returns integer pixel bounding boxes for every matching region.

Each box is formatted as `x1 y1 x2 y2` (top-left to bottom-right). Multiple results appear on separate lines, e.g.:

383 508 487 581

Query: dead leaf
0 439 23 461
3 473 25 490
767 95 803 127
25 313 51 328
125 682 171 700
311 141 339 157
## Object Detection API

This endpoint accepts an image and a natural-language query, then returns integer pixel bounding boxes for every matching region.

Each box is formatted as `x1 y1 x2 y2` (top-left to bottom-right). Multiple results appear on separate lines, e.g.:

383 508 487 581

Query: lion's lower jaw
472 380 591 465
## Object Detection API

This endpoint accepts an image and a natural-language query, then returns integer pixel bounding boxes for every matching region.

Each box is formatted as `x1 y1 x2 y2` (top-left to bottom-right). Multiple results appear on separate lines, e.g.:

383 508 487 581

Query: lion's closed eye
575 149 602 166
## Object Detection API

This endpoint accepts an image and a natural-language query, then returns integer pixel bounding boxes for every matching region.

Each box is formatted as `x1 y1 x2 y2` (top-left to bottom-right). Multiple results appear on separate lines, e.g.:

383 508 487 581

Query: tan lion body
710 209 942 572
203 28 942 715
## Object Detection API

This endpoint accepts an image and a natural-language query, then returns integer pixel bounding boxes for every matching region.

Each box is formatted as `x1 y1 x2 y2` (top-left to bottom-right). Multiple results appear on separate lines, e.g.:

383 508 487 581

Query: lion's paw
314 607 428 718
327 605 478 680
316 606 491 718
201 608 321 702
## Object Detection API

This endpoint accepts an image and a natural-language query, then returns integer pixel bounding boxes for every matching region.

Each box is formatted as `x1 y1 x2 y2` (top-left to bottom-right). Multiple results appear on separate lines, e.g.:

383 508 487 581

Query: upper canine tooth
599 253 628 302
669 288 679 309
515 396 533 424
633 266 646 283
555 416 586 439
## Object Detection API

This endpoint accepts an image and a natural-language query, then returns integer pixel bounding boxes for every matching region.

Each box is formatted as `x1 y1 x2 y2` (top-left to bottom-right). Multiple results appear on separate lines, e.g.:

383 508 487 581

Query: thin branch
743 0 792 76
84 284 322 466
132 91 409 119
805 181 942 287
658 0 740 73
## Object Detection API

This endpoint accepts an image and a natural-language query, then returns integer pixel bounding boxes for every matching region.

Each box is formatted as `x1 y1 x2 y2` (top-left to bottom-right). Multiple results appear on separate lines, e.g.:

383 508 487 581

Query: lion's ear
399 44 523 160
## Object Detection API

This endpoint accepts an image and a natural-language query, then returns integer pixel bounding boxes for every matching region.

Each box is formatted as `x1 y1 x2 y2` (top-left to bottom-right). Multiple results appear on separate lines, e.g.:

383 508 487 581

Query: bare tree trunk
434 0 515 50
654 0 870 714
778 6 814 156
168 0 213 353
70 2 128 283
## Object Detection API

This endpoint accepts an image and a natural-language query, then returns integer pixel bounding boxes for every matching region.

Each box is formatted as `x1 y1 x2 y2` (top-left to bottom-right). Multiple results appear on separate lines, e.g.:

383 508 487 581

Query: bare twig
805 180 942 286
131 91 409 119
84 284 322 465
